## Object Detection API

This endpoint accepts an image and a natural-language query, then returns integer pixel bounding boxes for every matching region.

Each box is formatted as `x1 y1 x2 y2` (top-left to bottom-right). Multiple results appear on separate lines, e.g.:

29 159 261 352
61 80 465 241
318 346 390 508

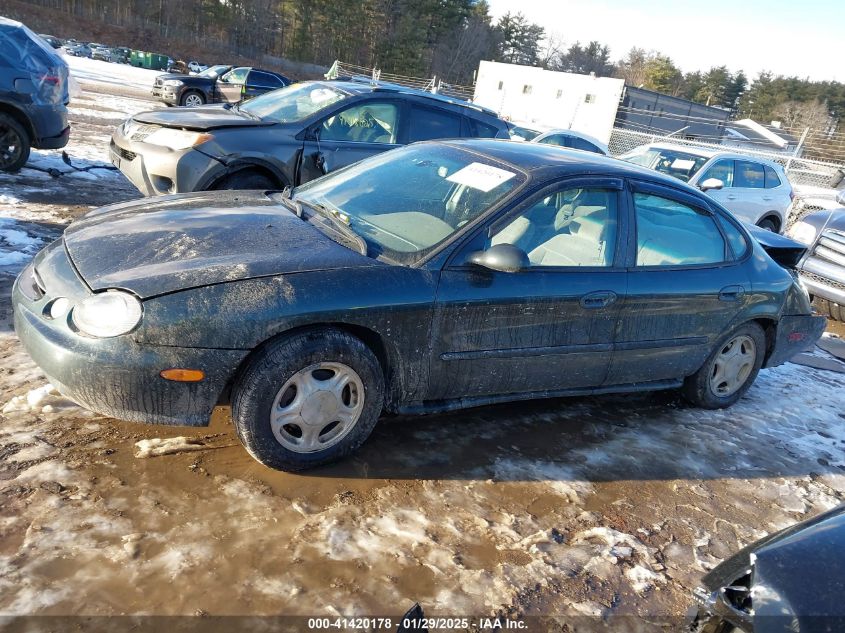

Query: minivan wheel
231 328 384 471
0 113 30 173
683 322 766 409
181 91 205 107
214 170 278 190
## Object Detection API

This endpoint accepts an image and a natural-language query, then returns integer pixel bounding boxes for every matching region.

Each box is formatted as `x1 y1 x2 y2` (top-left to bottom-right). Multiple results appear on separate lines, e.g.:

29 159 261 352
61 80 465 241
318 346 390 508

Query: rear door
427 178 629 400
243 70 285 100
731 160 769 223
607 181 751 386
406 104 463 142
297 98 403 184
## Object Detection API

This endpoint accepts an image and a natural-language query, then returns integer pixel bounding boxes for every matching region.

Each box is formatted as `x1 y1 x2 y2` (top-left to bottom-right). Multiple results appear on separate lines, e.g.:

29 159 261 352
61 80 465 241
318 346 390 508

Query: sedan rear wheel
0 113 30 173
683 322 765 409
231 328 384 471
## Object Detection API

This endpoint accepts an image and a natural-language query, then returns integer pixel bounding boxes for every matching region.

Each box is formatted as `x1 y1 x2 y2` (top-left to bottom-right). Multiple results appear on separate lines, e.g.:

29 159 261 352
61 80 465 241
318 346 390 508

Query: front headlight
71 290 142 338
787 221 817 245
142 128 213 150
163 79 183 88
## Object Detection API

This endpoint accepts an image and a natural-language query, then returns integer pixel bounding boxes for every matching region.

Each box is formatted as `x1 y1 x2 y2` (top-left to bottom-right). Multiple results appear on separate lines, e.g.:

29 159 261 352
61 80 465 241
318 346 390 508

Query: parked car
621 143 793 232
150 65 287 108
688 504 845 633
116 79 510 195
532 128 609 155
110 47 131 64
0 17 70 172
64 43 91 58
188 61 207 73
15 140 824 470
38 34 62 49
90 45 113 62
508 123 542 141
787 189 845 321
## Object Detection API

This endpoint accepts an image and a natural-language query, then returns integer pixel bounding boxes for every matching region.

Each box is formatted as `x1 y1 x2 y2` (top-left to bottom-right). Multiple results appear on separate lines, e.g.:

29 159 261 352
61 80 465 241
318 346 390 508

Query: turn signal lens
160 368 205 382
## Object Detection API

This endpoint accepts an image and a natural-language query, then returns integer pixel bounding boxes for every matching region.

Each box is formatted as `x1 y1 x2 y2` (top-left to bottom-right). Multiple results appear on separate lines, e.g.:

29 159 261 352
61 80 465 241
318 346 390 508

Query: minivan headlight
71 291 142 338
143 128 213 150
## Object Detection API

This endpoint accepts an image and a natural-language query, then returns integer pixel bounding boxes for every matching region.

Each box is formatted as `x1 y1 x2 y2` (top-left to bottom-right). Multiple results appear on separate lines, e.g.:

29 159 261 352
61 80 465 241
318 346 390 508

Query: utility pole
785 127 810 176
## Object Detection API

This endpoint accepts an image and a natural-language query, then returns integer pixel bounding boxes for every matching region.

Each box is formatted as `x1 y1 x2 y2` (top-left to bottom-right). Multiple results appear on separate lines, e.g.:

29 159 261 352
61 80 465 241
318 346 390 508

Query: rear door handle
580 290 618 309
719 285 745 302
726 195 737 200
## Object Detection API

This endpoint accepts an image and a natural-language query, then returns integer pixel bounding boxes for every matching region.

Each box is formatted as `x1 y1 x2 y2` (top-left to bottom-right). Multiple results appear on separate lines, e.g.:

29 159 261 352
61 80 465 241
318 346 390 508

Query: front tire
683 322 766 409
214 170 278 190
0 113 30 173
231 328 385 471
180 90 206 107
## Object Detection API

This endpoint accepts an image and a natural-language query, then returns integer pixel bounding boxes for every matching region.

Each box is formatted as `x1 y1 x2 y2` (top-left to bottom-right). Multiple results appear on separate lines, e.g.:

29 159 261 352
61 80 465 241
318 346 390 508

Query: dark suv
112 79 511 195
0 17 70 172
151 65 290 107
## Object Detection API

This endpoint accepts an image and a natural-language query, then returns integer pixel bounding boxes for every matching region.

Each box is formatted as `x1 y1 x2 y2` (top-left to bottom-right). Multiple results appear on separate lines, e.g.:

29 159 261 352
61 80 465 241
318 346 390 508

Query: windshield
291 144 525 264
240 82 348 124
621 146 710 182
199 64 229 79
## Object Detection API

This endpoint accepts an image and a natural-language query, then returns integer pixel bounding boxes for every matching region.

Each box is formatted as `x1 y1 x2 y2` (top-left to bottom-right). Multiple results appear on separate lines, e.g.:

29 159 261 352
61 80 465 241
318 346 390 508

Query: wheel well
0 103 34 142
217 323 393 407
753 317 777 363
212 163 287 189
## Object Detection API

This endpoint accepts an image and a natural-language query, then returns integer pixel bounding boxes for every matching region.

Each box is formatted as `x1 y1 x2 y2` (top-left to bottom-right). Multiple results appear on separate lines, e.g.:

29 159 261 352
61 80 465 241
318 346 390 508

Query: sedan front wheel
232 328 384 471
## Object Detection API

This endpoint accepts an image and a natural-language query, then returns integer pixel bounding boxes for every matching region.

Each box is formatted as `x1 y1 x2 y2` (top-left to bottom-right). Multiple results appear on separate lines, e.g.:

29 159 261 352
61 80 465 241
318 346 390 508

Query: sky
487 0 844 83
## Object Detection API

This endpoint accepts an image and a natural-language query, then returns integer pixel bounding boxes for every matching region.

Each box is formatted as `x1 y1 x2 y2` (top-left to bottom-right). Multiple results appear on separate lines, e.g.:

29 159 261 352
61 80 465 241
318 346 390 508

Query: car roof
533 129 609 152
328 77 500 119
642 142 786 169
0 17 24 29
437 139 697 188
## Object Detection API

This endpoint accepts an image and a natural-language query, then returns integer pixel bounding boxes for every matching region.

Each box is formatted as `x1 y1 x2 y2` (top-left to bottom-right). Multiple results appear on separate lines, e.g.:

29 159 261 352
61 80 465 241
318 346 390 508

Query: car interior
634 194 726 265
321 104 397 144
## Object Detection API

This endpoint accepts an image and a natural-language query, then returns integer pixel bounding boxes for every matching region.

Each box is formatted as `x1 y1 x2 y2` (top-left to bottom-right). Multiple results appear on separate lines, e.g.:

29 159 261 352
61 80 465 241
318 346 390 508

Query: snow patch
134 437 207 458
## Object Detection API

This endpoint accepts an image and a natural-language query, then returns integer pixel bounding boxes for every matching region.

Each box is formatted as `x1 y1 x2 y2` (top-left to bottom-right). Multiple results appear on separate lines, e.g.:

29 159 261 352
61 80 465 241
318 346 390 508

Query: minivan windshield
289 144 525 264
621 146 710 182
240 82 348 123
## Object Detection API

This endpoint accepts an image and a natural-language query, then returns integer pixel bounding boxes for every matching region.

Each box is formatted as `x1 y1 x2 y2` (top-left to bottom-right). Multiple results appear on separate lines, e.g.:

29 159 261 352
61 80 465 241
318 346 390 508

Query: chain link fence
608 128 845 190
325 61 475 100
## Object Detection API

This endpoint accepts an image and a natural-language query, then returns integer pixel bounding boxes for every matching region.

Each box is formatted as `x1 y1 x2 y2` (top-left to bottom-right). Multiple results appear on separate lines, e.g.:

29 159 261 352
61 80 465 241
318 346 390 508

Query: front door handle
580 290 618 309
726 194 737 200
719 285 745 302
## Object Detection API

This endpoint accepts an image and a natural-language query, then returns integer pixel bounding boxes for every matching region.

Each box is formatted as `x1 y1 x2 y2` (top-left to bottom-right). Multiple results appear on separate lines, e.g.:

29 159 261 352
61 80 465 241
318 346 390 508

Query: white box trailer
472 60 624 144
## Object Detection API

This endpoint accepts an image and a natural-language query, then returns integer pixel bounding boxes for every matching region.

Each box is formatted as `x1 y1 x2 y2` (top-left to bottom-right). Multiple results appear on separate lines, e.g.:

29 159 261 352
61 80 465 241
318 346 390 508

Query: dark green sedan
13 140 825 470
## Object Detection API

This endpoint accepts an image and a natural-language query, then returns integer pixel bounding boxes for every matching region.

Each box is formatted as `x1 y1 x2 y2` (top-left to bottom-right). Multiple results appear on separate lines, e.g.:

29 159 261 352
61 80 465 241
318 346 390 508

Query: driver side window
320 101 399 144
221 67 249 84
489 187 618 267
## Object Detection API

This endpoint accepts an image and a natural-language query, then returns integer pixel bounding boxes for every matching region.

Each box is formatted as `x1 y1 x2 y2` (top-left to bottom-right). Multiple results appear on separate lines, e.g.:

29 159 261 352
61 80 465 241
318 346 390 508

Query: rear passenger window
571 137 602 153
716 215 749 259
764 165 782 189
408 106 462 142
634 193 726 266
734 161 766 188
468 119 499 139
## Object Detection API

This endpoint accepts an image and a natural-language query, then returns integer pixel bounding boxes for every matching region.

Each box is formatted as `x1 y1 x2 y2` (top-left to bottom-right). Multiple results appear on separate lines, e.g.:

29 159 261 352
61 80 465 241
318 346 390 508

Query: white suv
621 143 793 232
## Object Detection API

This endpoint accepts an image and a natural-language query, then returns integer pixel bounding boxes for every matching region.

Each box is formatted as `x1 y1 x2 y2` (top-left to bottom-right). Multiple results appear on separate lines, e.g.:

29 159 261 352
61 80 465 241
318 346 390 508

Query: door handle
718 285 745 302
580 290 617 309
726 195 737 200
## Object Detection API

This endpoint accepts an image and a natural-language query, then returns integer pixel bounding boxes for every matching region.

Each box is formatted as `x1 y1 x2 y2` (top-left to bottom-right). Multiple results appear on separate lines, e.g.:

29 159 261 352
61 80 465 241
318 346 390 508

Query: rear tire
214 170 278 190
815 297 844 322
682 322 766 409
0 113 30 173
757 216 779 232
231 328 385 471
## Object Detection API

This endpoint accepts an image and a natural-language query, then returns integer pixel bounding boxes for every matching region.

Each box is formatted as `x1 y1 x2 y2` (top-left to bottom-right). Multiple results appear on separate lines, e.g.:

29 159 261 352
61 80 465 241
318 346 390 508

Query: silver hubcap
270 362 364 454
710 335 756 397
184 94 203 107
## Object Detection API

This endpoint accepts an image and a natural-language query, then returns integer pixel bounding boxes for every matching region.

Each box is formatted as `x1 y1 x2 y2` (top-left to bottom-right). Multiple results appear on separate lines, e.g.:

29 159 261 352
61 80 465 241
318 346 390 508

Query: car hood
155 72 198 82
700 505 845 629
133 105 273 131
63 191 378 299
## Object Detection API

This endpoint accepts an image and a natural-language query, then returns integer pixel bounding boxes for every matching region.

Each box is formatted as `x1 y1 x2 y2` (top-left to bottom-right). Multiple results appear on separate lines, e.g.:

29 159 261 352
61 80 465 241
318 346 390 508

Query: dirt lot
1 58 845 631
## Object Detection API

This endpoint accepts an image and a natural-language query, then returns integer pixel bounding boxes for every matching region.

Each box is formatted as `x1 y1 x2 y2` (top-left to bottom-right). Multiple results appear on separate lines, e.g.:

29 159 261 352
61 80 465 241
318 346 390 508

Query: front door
428 179 628 401
297 99 403 185
215 67 249 103
607 182 752 385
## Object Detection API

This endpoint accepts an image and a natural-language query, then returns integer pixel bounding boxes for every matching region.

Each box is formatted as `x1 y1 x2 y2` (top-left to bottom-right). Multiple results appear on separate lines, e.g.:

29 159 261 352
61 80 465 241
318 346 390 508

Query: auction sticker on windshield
446 162 516 192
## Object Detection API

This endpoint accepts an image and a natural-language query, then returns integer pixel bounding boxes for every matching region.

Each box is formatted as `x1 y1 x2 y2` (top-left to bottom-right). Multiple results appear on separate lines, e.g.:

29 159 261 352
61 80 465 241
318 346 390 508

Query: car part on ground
13 140 825 471
115 78 511 195
787 193 845 321
620 142 793 233
0 17 70 172
688 504 845 633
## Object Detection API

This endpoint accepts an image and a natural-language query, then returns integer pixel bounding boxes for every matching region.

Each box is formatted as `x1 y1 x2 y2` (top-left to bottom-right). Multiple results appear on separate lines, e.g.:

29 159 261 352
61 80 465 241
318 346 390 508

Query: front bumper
151 85 180 105
12 245 248 426
764 313 827 368
110 130 221 196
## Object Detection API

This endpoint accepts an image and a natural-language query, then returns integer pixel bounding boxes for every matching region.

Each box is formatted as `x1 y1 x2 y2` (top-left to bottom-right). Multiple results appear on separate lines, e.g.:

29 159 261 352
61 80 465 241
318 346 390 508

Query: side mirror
466 244 529 273
700 177 724 192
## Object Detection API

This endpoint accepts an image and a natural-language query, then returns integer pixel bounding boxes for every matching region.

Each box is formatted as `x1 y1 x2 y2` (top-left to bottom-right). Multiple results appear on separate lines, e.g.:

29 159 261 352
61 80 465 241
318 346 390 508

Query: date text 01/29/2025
306 617 528 630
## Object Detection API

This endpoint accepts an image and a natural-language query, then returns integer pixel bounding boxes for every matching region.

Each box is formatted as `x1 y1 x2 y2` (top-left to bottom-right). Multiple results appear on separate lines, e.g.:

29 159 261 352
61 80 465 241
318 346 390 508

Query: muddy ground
1 65 845 631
